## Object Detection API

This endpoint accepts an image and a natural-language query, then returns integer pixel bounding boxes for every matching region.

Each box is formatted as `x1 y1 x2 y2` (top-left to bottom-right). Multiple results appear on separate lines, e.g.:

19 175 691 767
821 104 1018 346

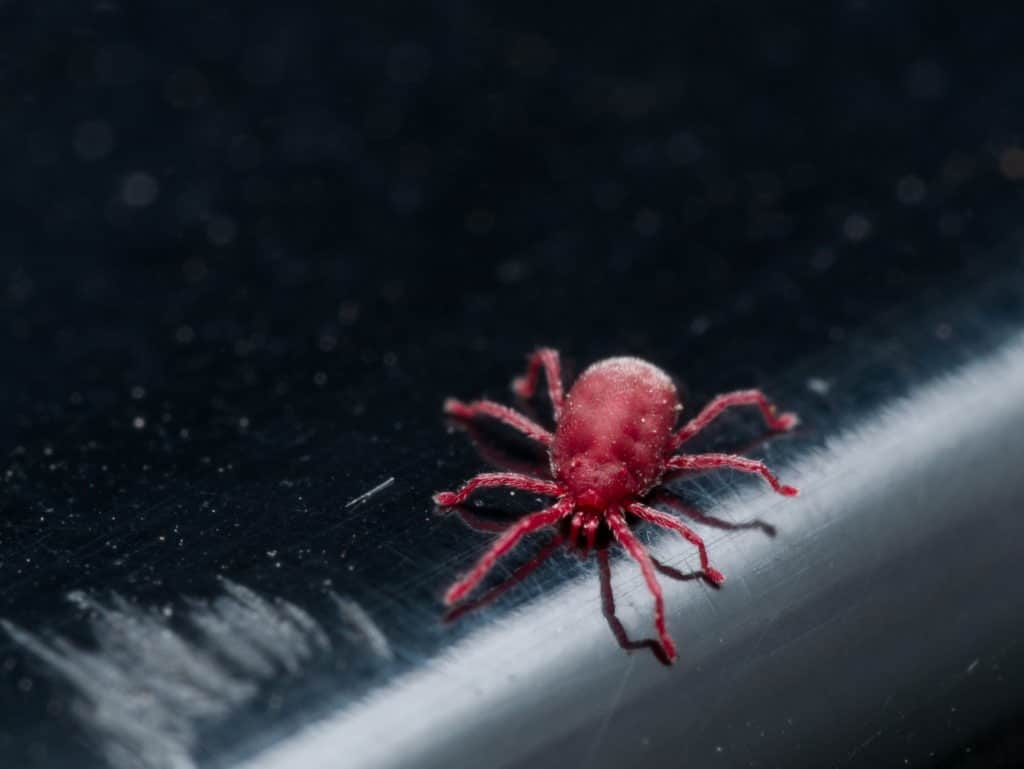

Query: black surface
2 2 1024 768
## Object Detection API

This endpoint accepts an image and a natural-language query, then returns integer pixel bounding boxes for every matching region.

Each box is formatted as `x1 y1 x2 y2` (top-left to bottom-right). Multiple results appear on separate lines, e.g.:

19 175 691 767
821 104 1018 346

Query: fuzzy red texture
435 348 798 661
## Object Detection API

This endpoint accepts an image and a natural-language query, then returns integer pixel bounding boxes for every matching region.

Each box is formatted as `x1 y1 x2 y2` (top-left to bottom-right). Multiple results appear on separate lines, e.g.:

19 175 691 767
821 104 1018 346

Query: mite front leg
627 502 725 585
433 473 564 507
666 453 799 496
445 398 554 447
672 389 797 448
606 508 677 661
444 498 574 605
511 348 565 420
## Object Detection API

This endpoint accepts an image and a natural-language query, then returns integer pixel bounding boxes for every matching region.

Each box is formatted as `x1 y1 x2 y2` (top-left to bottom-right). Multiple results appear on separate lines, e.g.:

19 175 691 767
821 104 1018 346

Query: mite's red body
553 358 679 511
436 349 798 661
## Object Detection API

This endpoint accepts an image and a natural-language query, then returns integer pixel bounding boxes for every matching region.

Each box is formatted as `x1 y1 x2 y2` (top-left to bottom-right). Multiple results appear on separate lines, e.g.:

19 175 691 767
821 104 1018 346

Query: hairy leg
628 502 725 584
445 398 554 447
511 348 565 420
606 508 677 661
673 389 797 448
444 498 574 605
433 472 564 507
666 453 799 496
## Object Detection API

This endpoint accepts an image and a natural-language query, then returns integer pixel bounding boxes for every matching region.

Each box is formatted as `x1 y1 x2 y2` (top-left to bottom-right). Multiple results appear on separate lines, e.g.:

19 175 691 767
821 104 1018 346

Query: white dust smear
2 580 333 769
333 595 394 661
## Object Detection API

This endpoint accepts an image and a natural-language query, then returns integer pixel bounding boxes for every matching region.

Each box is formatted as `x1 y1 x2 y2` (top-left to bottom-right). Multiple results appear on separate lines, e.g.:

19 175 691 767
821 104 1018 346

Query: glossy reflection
239 285 1024 769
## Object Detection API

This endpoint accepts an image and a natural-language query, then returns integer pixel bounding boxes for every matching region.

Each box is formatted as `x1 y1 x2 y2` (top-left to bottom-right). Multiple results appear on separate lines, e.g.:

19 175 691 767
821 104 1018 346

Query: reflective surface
238 275 1024 769
3 3 1024 768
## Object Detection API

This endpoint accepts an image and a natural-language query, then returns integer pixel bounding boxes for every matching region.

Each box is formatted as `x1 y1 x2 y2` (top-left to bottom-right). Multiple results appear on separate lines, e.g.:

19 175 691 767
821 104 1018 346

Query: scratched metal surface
3 2 1024 768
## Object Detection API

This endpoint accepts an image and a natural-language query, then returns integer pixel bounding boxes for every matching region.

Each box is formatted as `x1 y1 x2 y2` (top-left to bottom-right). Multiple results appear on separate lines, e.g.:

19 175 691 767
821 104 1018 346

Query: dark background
1 2 1024 768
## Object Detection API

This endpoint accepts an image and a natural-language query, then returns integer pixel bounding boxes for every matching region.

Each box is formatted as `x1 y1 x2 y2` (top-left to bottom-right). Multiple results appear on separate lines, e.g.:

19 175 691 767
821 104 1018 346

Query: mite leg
673 389 797 448
511 348 565 420
666 453 799 496
444 498 574 605
433 473 564 507
445 398 553 447
627 502 725 585
606 508 677 661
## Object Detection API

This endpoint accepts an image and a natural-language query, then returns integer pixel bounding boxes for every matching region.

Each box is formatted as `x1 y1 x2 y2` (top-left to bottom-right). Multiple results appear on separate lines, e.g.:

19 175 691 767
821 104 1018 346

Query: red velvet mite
435 348 799 660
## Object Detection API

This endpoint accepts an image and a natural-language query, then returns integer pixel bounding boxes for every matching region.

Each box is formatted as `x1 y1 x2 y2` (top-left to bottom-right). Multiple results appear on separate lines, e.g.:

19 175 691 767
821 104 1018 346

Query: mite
434 348 798 660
